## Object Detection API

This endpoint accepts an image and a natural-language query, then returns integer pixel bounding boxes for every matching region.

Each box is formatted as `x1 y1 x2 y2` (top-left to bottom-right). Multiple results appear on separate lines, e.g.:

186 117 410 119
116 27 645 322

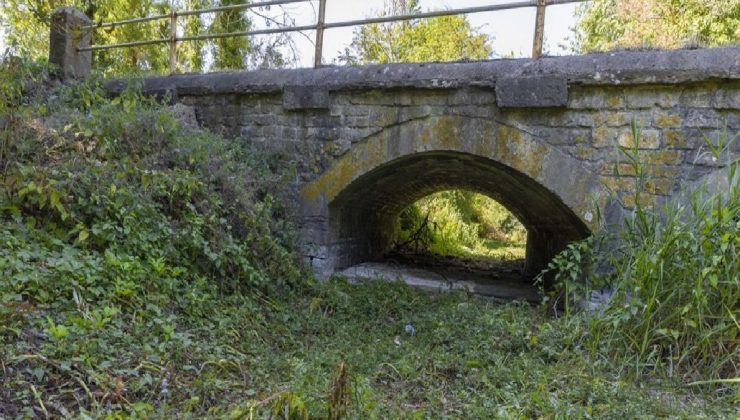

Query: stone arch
300 115 610 278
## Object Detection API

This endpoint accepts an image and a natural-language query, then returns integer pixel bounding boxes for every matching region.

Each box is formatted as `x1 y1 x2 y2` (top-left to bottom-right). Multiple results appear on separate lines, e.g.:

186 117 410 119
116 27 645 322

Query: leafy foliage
209 0 250 70
0 0 285 74
8 267 736 417
0 56 306 416
574 0 740 52
395 190 526 260
340 0 491 64
1 69 301 298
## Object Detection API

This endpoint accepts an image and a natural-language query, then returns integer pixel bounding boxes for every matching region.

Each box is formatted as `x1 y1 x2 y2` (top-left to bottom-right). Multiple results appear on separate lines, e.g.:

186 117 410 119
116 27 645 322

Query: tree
574 0 740 52
1 0 181 74
210 0 250 69
341 0 492 64
0 0 294 74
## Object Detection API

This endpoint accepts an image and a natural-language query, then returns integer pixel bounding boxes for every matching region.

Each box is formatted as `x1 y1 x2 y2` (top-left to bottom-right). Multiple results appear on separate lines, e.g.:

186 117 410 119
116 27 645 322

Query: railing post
169 1 178 74
532 0 546 59
314 0 327 68
49 7 92 79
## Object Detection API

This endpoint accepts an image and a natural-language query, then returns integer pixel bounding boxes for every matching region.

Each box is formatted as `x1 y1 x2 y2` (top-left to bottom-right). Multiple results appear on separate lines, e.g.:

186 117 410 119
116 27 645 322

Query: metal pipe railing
76 0 589 73
80 0 311 29
323 0 582 30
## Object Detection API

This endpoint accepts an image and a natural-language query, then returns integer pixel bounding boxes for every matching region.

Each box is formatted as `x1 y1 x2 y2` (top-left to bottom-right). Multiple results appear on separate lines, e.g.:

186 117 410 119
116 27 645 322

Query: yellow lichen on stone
663 130 688 148
432 117 463 150
300 156 357 205
494 126 547 181
644 179 674 195
600 175 636 193
621 192 657 209
573 145 597 160
593 126 616 147
607 94 623 109
473 124 496 156
364 131 388 172
654 113 682 128
418 126 432 148
607 112 631 127
618 130 660 149
599 162 638 176
643 150 682 165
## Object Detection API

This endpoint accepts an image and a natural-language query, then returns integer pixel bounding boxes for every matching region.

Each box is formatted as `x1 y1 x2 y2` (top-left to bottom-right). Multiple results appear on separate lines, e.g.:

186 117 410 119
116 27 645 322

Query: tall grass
552 121 739 382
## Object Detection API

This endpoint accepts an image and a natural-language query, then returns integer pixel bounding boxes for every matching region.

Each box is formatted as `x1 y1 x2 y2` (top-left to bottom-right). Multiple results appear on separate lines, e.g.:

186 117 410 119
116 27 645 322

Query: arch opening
391 189 526 263
327 151 591 288
381 189 531 292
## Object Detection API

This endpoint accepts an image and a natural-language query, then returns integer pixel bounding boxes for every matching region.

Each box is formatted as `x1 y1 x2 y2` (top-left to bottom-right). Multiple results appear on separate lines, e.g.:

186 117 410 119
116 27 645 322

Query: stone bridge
109 48 739 278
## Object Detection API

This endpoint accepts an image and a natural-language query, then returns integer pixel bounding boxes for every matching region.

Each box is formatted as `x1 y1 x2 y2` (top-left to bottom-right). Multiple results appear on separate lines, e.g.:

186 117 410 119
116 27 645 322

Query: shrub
0 59 303 311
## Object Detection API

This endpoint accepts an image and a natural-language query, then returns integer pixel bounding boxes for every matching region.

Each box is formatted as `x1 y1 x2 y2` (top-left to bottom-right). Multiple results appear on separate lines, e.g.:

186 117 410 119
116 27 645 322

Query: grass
455 238 526 261
3 279 736 418
1 58 737 418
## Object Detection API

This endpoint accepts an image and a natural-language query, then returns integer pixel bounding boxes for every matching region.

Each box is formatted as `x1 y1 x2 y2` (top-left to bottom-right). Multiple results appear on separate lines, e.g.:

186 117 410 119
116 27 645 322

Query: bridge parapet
111 47 738 96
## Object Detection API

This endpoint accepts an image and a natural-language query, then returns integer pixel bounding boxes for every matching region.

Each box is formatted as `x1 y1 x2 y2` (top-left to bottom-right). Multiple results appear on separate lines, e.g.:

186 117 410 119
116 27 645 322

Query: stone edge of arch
299 115 612 232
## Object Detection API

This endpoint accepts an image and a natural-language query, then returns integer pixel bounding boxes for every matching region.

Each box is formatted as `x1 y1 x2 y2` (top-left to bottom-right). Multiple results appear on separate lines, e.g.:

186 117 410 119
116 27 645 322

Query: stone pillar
524 230 547 278
49 7 92 79
522 229 565 285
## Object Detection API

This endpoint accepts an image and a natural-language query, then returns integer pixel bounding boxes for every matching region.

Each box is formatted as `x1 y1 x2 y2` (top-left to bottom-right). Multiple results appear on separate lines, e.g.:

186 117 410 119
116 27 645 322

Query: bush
0 60 303 309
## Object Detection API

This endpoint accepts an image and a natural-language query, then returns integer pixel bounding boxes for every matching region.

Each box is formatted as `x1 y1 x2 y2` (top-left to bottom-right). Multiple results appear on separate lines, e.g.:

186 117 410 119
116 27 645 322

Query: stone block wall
121 47 739 276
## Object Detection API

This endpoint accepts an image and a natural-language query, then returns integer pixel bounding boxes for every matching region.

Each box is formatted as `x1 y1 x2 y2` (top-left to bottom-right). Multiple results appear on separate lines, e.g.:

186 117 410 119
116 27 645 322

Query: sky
0 0 582 68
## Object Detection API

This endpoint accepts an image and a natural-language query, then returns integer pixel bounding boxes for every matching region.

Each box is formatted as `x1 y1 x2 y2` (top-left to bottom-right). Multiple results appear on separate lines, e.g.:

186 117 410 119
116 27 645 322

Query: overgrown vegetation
546 121 739 383
0 57 302 416
394 190 526 260
1 57 738 417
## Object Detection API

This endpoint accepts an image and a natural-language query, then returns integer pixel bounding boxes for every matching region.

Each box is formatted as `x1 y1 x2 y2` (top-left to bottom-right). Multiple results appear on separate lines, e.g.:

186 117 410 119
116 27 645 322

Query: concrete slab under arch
339 261 541 302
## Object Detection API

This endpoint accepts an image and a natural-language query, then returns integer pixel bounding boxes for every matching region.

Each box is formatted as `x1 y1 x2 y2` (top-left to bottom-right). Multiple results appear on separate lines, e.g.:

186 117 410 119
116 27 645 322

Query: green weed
1 58 737 418
0 58 302 416
548 120 739 383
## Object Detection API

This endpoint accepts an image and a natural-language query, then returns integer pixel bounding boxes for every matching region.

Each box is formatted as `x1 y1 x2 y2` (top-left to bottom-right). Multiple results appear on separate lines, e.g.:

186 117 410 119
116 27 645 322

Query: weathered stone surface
653 112 682 128
49 7 91 79
617 129 660 149
107 47 740 96
495 76 567 108
283 86 330 110
113 47 739 279
171 103 198 129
